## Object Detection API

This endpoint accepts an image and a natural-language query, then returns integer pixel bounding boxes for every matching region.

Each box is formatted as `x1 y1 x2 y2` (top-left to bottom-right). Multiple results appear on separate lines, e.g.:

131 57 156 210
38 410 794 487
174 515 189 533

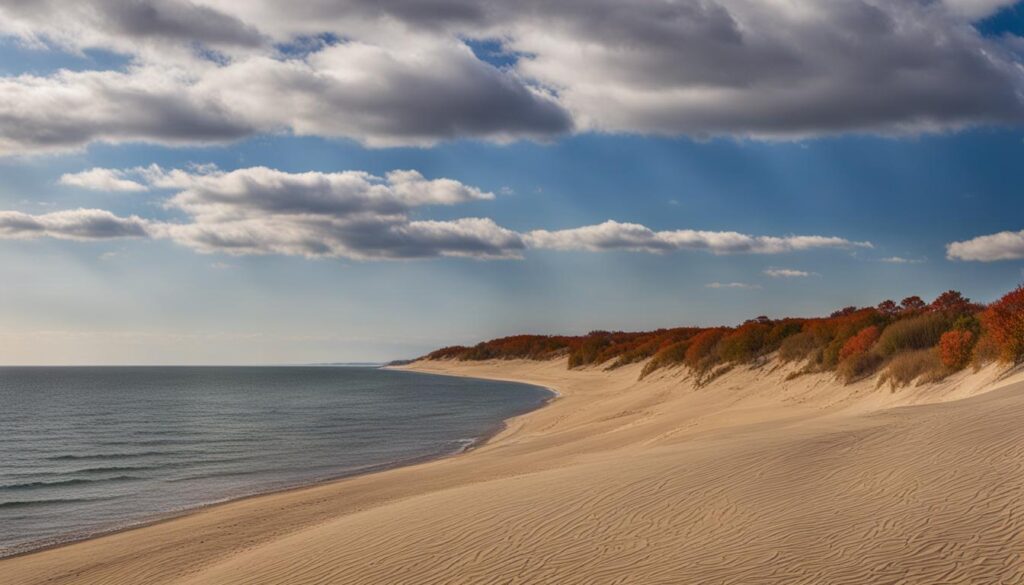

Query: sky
1 0 1023 364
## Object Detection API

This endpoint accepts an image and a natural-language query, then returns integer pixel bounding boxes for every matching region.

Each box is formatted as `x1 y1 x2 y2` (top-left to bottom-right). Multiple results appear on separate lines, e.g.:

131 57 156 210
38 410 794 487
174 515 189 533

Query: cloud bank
0 0 1022 153
8 165 873 261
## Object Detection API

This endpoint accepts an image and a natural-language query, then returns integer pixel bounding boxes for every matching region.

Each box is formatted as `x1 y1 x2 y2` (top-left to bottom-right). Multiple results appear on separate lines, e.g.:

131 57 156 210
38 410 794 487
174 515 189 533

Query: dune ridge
5 356 1024 584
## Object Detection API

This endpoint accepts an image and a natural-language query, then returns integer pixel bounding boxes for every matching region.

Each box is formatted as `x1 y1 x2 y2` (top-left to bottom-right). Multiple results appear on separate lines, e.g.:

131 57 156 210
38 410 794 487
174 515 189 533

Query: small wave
0 475 143 491
4 465 161 480
0 496 117 510
46 450 199 461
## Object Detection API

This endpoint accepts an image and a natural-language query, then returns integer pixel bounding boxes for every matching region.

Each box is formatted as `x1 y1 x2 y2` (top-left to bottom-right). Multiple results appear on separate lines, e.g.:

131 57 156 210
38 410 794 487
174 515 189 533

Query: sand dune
6 357 1024 584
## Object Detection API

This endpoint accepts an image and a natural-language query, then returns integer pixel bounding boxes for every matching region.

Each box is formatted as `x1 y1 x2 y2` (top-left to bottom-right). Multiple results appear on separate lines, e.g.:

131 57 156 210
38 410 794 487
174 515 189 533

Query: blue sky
0 1 1023 364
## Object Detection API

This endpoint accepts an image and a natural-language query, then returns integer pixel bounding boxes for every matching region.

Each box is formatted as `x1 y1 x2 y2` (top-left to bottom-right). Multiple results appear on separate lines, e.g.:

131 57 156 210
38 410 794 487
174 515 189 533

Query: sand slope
6 358 1024 584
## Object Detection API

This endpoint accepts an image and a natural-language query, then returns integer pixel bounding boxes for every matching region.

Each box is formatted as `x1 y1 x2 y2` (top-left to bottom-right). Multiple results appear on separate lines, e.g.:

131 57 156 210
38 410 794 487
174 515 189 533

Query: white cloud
59 168 149 192
947 229 1024 262
1 165 875 262
149 165 521 259
706 282 760 289
0 209 151 240
763 268 811 278
525 220 870 255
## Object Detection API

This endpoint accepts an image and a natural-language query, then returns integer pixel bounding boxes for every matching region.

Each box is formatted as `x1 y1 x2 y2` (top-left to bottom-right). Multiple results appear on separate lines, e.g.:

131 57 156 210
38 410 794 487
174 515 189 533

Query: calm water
0 366 551 557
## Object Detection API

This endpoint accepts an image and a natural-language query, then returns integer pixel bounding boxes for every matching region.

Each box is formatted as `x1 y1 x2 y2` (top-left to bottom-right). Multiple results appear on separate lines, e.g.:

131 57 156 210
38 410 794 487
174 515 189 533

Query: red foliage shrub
930 290 975 315
839 325 880 361
685 329 726 370
982 286 1024 363
938 330 974 370
422 286 1018 386
717 322 770 363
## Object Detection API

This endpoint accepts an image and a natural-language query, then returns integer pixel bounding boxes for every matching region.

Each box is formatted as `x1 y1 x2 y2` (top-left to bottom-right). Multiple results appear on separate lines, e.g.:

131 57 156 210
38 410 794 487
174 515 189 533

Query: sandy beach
5 357 1024 584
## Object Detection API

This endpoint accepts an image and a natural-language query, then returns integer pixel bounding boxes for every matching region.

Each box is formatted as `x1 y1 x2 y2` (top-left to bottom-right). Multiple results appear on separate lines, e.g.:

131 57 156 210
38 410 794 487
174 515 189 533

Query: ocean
0 366 551 557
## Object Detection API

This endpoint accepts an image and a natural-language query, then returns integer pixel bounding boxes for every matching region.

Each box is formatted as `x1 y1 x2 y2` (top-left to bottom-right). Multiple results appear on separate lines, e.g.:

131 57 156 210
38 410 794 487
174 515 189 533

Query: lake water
0 366 551 557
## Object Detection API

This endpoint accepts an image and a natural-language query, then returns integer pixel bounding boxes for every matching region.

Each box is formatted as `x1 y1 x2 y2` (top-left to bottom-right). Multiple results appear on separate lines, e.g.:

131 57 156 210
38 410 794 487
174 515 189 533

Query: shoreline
7 357 1024 584
0 368 558 563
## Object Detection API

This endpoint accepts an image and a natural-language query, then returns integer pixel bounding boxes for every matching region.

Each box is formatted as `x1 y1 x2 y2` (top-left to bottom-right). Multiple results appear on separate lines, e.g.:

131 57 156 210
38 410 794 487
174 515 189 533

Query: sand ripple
6 358 1024 584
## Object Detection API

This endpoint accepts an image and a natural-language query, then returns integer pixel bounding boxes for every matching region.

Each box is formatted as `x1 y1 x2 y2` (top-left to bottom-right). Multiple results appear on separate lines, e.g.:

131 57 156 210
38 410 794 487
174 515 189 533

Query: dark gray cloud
202 42 573 147
108 0 264 47
501 0 1024 137
0 0 263 49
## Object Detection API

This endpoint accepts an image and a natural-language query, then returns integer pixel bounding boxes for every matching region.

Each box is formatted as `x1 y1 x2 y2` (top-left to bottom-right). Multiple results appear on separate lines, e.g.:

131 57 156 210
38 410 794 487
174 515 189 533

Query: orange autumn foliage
938 330 974 370
839 325 880 361
983 286 1024 363
425 284 1024 382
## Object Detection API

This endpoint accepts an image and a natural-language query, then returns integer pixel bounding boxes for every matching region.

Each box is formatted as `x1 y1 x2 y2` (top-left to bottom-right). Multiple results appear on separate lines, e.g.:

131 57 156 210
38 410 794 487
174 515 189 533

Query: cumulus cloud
763 268 811 278
0 0 1022 153
59 168 149 192
0 209 151 240
524 220 870 255
161 166 493 218
0 165 874 261
947 229 1024 261
146 165 521 259
0 68 256 155
0 37 570 155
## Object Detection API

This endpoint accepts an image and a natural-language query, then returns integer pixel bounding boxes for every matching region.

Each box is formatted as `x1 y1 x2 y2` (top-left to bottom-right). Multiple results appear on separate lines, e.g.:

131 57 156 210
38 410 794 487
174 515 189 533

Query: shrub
717 322 770 363
972 331 1000 367
837 352 883 384
938 330 974 370
822 338 845 368
982 286 1024 363
877 300 899 316
900 296 927 313
765 320 803 349
875 312 949 357
568 335 610 368
779 331 820 362
639 340 691 378
878 349 942 390
685 328 726 370
930 290 971 314
607 338 662 370
839 325 880 361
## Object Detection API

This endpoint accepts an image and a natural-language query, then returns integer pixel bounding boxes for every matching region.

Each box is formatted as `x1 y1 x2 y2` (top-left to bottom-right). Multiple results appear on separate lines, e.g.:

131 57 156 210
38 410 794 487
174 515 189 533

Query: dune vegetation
426 286 1024 388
